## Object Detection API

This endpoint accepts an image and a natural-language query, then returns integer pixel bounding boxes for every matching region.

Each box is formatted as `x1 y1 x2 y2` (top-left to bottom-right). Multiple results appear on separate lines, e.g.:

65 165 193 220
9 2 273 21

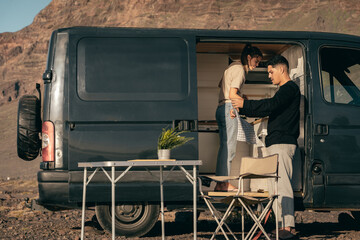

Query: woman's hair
240 44 263 67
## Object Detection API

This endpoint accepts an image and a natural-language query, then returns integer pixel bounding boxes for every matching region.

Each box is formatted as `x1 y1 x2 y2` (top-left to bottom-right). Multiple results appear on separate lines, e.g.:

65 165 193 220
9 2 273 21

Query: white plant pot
158 149 170 159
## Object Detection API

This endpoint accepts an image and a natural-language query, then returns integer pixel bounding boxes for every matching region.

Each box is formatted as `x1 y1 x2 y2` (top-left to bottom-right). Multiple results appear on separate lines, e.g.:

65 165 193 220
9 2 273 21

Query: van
17 27 360 237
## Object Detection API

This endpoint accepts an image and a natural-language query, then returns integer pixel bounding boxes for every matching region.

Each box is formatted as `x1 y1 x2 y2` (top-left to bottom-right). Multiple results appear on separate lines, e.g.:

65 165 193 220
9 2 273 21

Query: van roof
54 26 360 43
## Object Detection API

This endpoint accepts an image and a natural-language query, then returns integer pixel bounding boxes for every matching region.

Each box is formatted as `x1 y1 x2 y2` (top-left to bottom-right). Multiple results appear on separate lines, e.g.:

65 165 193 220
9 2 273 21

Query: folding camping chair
198 154 279 240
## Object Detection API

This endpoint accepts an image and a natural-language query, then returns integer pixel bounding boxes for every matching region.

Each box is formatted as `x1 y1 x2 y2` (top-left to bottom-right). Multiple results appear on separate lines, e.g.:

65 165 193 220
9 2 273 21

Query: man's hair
267 55 289 71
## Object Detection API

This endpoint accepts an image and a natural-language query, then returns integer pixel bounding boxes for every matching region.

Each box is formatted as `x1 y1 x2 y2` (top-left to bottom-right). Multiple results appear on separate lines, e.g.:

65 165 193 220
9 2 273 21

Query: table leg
112 166 115 240
160 166 165 240
81 167 87 240
275 180 279 240
193 165 197 240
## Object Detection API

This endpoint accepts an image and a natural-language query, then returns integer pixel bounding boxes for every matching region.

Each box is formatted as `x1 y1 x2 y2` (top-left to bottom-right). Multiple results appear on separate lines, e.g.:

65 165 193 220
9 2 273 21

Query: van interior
196 42 305 192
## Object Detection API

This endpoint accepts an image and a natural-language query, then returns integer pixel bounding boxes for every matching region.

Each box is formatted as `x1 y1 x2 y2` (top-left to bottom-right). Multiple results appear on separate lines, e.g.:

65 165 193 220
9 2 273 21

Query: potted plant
157 127 194 159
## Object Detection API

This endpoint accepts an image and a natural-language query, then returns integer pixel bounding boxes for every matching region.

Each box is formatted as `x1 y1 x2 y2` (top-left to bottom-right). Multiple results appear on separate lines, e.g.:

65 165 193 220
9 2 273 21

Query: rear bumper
38 169 195 206
38 171 71 206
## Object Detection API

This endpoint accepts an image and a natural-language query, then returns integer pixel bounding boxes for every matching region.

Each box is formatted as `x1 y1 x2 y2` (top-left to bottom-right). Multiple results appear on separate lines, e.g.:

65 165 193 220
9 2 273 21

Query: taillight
42 121 55 162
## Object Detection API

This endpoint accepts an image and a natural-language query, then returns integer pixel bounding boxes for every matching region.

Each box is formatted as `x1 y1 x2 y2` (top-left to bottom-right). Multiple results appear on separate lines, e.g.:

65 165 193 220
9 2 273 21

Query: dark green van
17 27 360 237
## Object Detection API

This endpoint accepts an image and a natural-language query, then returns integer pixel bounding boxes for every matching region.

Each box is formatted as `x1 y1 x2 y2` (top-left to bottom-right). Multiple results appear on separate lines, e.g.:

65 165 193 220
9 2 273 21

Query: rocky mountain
1 0 359 105
0 0 359 178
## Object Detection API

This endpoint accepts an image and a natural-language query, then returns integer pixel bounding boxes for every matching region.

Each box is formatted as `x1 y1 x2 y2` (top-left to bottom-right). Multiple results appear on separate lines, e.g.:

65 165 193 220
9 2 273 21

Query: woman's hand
230 109 237 119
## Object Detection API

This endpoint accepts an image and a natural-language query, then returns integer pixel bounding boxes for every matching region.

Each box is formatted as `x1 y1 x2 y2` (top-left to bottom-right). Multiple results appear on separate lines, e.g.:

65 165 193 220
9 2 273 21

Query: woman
215 44 263 191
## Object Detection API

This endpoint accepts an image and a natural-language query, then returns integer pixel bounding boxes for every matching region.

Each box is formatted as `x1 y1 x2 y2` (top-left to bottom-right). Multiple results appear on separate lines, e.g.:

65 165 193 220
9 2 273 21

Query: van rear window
77 37 189 101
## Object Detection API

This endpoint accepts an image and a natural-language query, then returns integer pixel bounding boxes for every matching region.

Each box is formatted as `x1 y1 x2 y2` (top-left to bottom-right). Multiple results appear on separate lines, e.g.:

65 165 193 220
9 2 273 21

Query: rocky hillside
0 0 359 178
1 0 359 105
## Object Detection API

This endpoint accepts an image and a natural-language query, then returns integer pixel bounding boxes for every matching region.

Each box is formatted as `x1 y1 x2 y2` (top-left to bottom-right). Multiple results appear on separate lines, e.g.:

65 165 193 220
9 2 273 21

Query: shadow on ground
143 212 360 240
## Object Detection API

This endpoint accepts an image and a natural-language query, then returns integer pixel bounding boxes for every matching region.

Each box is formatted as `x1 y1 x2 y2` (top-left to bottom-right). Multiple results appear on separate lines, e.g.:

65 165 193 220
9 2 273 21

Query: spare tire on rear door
17 95 41 161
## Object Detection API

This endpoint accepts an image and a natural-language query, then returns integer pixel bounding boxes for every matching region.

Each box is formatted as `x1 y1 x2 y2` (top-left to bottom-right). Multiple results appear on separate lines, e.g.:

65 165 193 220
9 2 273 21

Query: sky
0 0 52 33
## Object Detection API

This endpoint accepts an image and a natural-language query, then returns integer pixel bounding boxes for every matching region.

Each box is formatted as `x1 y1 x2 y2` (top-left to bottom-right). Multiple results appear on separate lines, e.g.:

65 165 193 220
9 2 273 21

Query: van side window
77 37 189 101
320 47 360 106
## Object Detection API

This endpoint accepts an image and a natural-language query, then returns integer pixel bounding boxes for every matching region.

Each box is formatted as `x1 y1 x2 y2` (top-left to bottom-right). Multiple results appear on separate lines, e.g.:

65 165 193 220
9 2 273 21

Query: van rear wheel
95 202 159 237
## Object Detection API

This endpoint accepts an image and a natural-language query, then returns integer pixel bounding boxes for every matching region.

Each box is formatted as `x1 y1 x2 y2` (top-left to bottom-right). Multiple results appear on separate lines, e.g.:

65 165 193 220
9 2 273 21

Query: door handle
173 120 198 131
314 124 328 136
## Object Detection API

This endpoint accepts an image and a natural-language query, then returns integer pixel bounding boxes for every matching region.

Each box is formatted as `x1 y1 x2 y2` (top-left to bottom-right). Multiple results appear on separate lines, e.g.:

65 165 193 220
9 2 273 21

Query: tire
351 211 360 223
17 95 41 161
95 202 160 237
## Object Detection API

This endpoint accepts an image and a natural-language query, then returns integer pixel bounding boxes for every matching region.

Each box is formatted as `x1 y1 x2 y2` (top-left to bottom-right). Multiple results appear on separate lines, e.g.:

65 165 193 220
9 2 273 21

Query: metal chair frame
198 154 279 240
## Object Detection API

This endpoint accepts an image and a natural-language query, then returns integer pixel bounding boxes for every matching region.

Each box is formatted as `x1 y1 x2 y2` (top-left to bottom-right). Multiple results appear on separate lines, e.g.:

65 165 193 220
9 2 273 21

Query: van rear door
309 40 360 208
66 29 198 170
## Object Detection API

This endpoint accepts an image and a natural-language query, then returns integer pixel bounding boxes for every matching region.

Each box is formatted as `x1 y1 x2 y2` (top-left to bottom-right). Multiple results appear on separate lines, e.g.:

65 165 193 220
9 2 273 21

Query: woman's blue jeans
215 102 238 176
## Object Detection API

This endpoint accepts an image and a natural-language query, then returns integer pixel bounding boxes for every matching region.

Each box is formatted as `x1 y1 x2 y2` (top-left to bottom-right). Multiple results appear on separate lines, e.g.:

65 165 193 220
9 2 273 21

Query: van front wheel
95 202 159 237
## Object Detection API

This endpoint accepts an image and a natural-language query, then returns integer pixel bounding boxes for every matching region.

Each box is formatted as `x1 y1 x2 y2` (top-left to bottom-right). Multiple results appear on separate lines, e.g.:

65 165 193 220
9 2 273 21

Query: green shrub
157 127 194 150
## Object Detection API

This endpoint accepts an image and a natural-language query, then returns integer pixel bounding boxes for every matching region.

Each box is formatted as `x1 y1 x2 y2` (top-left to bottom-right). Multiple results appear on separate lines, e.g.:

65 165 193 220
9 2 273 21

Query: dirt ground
1 178 360 240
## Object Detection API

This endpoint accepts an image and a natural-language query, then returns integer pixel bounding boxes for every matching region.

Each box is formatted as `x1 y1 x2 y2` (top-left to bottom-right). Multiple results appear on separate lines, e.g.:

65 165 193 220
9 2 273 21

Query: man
231 55 300 239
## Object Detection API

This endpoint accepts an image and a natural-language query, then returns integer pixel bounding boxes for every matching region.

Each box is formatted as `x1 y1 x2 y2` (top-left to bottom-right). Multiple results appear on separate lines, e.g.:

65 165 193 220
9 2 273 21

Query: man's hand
231 97 244 109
